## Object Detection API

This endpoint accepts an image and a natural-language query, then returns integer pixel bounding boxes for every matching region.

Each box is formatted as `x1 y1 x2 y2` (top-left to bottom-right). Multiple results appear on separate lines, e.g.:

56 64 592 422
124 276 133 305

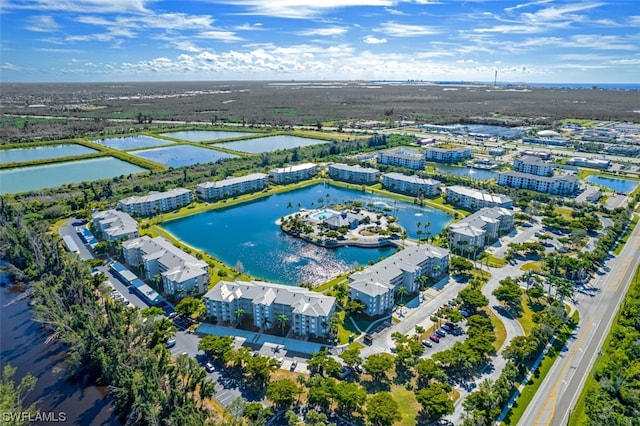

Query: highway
519 217 640 426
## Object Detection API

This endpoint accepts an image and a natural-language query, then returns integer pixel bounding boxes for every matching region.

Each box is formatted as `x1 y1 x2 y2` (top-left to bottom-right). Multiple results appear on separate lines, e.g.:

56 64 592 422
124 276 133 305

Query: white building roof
119 188 191 206
197 173 268 189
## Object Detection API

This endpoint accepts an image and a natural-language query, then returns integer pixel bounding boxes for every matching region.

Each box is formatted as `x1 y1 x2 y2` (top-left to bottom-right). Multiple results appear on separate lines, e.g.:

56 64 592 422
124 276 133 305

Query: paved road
519 218 640 425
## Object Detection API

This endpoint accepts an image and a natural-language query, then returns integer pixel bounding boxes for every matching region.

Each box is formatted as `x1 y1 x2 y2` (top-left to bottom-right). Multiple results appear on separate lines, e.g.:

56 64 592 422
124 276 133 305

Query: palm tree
234 308 245 327
396 286 408 306
277 313 289 336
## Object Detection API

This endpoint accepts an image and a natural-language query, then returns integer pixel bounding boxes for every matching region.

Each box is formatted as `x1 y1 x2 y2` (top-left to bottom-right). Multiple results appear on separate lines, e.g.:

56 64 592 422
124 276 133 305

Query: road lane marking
532 314 593 425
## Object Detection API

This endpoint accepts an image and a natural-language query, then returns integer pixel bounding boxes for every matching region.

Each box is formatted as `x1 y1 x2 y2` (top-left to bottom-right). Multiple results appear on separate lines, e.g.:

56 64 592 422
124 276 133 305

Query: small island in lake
278 204 405 248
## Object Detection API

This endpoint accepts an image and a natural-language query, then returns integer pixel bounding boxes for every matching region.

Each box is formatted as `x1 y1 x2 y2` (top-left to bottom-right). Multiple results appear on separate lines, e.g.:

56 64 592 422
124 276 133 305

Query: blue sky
1 0 639 83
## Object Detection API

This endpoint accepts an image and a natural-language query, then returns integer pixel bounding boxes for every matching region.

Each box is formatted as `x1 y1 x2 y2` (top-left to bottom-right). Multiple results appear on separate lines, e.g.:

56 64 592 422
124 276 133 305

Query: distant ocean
431 81 639 91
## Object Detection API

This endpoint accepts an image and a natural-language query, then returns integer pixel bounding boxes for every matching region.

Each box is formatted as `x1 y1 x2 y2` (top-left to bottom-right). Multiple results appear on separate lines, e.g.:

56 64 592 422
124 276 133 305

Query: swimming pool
312 209 339 220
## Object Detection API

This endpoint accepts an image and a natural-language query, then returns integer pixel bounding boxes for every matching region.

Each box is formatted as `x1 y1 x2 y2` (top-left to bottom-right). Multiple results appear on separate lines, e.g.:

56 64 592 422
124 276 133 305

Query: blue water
131 145 238 167
93 135 173 150
215 135 328 153
160 130 255 142
585 175 639 193
436 164 498 180
0 144 96 164
0 157 146 195
162 183 452 285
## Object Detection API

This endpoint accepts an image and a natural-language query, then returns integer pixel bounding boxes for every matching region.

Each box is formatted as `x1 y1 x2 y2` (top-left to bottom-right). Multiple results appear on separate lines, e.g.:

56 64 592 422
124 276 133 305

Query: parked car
435 329 446 338
429 334 440 343
354 364 363 374
422 339 433 348
290 360 298 371
166 339 176 348
339 366 352 379
442 323 453 332
205 362 215 373
168 312 178 319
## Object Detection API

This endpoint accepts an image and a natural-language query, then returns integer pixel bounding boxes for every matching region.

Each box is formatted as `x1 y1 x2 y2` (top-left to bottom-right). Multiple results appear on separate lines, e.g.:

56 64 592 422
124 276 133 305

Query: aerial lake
0 157 146 195
131 145 238 167
93 135 173 150
586 175 639 193
160 130 256 142
215 135 329 153
162 183 452 285
436 164 498 180
0 144 97 164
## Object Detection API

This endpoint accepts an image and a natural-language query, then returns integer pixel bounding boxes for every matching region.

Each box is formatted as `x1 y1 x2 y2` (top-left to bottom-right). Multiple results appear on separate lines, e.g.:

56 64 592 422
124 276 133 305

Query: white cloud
204 0 395 19
4 0 150 13
198 30 243 42
0 62 23 71
362 35 387 44
25 15 60 32
378 21 439 37
297 27 347 36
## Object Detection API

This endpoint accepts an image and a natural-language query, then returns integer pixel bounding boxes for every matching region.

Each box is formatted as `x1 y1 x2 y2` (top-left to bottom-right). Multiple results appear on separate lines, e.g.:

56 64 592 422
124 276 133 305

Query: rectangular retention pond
0 144 97 164
160 130 256 142
92 135 174 150
215 135 329 153
0 157 146 195
131 145 238 168
585 175 639 193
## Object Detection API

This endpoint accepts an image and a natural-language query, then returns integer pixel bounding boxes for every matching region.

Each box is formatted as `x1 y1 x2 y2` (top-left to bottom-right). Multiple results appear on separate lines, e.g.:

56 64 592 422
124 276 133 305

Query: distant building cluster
203 280 336 338
448 207 515 256
328 163 380 184
444 185 513 211
382 172 441 197
566 157 611 169
348 244 449 317
122 236 209 298
119 188 193 216
92 209 139 241
196 173 269 200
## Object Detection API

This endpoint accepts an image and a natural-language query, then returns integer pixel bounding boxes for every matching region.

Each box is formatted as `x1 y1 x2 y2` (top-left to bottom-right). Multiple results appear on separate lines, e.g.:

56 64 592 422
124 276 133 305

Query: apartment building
444 185 513 211
348 244 449 317
377 148 425 170
382 172 441 197
448 207 514 256
196 173 268 200
204 280 336 338
92 209 139 241
513 156 554 177
122 236 209 297
118 188 193 216
425 146 472 163
328 163 380 184
497 171 578 195
269 163 318 184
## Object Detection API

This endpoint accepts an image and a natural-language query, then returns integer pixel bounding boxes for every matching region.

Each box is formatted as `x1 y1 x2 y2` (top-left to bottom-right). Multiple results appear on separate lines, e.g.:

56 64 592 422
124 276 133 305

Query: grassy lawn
484 254 507 267
518 298 546 336
485 308 507 352
520 261 543 272
503 310 580 426
390 385 421 426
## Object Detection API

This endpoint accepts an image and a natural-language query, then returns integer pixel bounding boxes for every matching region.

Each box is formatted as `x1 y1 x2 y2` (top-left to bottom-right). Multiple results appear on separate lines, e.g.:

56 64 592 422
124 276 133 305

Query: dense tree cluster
583 269 640 424
0 206 217 425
